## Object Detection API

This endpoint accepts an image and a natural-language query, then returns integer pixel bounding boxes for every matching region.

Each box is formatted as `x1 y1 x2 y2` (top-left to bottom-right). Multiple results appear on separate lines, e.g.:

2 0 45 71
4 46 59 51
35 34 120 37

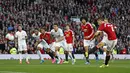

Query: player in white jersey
32 29 45 63
15 25 29 64
32 29 41 40
51 23 67 64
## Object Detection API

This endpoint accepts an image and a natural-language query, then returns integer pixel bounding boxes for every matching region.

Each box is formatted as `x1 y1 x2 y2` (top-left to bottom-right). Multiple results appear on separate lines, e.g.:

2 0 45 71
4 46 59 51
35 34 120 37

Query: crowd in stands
0 0 130 54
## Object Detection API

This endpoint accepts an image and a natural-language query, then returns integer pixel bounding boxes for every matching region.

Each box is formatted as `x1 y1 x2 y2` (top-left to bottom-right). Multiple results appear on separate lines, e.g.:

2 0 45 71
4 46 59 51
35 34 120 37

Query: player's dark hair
41 27 46 31
53 23 58 26
35 28 39 31
80 17 88 22
66 24 70 27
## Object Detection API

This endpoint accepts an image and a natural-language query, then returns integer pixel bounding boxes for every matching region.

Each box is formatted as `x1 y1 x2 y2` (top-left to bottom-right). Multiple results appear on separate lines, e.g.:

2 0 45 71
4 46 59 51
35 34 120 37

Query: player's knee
106 51 110 56
55 47 59 51
84 46 88 51
46 48 50 53
37 47 41 50
97 42 104 48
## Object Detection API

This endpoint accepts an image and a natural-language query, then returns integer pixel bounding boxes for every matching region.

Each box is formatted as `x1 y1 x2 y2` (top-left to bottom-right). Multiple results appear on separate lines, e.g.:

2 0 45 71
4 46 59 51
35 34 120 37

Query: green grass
0 59 129 73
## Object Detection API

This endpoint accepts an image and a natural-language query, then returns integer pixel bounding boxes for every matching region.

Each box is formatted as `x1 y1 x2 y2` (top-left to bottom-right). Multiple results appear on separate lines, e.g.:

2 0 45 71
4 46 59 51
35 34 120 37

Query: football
5 33 15 41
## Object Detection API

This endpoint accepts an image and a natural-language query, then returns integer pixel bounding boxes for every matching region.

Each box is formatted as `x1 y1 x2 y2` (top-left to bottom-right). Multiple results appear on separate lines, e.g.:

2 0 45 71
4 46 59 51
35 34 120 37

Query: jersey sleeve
81 25 84 31
32 33 35 37
15 32 18 38
71 30 74 36
24 31 27 37
59 29 64 36
39 34 42 39
98 23 105 31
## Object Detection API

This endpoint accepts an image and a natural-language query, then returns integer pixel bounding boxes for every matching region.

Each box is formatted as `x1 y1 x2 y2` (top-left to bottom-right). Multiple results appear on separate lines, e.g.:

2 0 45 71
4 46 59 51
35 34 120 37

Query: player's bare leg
89 42 105 54
24 50 30 64
37 47 44 64
84 46 90 64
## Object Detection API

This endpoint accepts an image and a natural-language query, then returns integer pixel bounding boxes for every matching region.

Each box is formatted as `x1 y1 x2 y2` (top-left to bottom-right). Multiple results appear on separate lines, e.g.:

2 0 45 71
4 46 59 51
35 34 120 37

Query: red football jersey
81 22 94 40
98 23 117 40
64 30 74 44
40 32 55 44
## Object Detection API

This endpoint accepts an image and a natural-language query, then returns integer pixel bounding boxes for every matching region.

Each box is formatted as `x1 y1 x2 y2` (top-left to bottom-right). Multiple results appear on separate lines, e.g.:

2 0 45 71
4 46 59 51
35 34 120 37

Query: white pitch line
0 71 27 73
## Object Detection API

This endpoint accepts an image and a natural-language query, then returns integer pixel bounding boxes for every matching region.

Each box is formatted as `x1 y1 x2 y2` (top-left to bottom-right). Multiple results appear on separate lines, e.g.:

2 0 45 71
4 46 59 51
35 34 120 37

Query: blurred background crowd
0 0 130 54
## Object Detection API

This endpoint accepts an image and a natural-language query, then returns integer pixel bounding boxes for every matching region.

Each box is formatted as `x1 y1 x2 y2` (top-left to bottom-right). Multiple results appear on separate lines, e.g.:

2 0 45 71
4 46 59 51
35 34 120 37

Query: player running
89 18 117 68
15 25 29 64
51 23 67 64
35 27 56 64
64 24 75 64
80 17 96 64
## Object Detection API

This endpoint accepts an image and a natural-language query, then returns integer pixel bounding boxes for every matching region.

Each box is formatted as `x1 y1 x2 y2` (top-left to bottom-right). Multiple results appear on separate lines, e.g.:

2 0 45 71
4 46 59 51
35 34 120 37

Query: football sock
72 53 75 59
48 52 54 59
105 55 110 65
65 52 68 61
68 52 74 60
103 52 106 62
25 52 29 62
85 52 88 57
37 50 43 60
95 53 98 58
19 52 22 62
56 51 60 60
55 56 58 59
84 52 89 62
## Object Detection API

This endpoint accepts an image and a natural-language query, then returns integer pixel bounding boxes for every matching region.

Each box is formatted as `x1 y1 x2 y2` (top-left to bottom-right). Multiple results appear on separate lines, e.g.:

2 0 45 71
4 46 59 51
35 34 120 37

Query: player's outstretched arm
91 31 101 40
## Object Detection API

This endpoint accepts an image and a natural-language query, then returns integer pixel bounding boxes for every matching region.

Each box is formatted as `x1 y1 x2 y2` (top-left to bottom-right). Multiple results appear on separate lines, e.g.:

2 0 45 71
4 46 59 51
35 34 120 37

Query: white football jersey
51 28 64 41
15 30 27 44
32 32 41 40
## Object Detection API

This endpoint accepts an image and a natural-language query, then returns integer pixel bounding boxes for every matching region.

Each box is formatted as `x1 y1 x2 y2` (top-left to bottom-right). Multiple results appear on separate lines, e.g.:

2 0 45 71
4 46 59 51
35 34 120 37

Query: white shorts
55 40 67 51
102 38 117 51
66 44 73 51
18 42 27 51
84 39 95 48
49 42 56 52
37 41 50 50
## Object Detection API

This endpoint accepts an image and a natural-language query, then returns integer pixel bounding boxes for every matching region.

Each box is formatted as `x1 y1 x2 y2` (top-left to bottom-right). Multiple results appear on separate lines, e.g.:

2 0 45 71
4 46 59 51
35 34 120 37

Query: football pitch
0 59 129 73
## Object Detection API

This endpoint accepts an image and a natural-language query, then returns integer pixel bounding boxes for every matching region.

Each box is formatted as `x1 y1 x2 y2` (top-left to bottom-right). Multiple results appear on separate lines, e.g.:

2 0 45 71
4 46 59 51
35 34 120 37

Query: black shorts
0 44 5 51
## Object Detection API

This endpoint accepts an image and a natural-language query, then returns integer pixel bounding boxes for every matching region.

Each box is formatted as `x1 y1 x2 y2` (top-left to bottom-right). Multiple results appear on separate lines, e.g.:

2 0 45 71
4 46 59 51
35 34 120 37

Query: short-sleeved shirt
64 30 74 44
98 23 117 40
51 28 64 41
15 30 27 44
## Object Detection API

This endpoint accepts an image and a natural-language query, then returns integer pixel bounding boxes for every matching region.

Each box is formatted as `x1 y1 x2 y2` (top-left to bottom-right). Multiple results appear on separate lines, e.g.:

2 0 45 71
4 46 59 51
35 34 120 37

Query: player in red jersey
80 17 96 64
64 24 75 64
36 27 56 64
89 18 117 68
